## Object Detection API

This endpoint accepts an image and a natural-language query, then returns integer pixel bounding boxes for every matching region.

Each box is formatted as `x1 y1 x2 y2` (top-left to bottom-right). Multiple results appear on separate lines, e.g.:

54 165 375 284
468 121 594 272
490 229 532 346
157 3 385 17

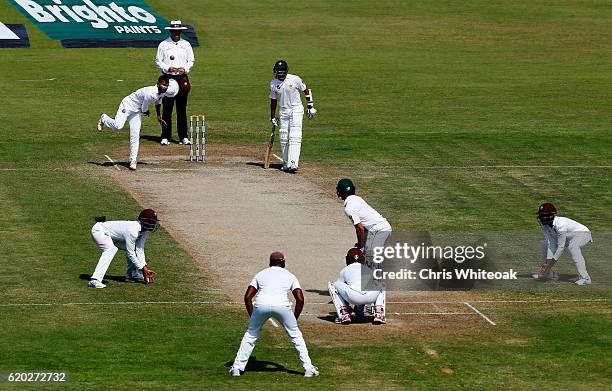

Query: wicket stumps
189 114 206 162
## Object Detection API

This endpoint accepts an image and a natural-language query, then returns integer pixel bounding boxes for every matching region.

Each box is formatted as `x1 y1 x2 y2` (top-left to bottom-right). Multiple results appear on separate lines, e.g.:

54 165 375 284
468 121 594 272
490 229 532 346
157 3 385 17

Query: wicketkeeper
534 202 592 285
87 209 159 289
329 248 386 325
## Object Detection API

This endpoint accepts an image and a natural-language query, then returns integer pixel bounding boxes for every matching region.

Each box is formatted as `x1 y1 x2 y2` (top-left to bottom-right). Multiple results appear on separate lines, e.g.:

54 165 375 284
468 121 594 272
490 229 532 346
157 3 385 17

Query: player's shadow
140 135 171 143
317 311 373 324
224 357 302 375
79 273 138 283
245 161 284 170
305 289 330 297
88 161 148 169
516 272 577 283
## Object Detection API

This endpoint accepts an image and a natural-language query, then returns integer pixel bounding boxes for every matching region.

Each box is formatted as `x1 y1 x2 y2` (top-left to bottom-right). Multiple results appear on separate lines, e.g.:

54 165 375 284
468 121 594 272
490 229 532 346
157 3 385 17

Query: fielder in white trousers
230 253 318 377
232 304 313 371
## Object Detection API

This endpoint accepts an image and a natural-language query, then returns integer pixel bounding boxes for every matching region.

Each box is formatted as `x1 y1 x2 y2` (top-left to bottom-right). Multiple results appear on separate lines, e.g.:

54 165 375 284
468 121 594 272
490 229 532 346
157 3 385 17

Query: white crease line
464 302 496 325
16 78 56 82
273 153 283 162
268 319 279 328
389 165 612 169
104 155 121 171
0 298 608 308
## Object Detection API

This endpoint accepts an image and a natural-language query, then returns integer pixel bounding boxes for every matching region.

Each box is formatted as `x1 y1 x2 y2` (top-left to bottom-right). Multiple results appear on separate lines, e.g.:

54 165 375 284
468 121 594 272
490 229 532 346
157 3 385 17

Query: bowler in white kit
87 209 159 289
229 252 319 377
96 75 178 170
269 60 317 173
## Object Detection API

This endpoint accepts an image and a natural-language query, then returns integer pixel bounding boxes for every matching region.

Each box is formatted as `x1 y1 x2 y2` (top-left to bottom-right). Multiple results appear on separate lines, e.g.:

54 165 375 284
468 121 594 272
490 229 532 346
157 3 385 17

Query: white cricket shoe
129 160 137 171
373 313 386 324
160 138 169 145
87 279 106 289
229 367 241 377
574 278 591 286
96 114 104 131
182 137 192 145
304 366 319 378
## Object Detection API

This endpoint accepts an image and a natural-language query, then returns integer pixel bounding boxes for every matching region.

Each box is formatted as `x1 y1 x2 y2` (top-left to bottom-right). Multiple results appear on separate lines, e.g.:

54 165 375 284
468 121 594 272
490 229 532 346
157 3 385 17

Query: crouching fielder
88 209 159 289
329 248 386 325
229 252 319 378
534 202 592 285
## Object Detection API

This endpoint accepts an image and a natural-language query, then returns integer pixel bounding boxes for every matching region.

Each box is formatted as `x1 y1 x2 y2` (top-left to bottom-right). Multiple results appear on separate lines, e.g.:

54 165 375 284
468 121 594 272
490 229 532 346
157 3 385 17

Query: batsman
269 60 317 173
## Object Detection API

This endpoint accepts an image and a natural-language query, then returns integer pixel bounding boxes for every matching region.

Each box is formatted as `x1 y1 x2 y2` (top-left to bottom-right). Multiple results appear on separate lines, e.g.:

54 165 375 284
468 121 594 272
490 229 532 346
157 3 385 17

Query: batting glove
270 117 279 127
307 107 317 120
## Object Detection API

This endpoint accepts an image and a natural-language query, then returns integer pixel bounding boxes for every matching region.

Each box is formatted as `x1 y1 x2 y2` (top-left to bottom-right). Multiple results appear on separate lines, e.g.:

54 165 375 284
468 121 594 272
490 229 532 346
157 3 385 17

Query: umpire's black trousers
160 77 189 141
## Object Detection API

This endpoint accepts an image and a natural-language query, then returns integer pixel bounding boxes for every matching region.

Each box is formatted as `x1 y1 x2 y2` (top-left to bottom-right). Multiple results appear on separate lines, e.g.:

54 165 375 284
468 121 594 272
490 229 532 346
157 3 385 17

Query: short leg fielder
232 304 314 371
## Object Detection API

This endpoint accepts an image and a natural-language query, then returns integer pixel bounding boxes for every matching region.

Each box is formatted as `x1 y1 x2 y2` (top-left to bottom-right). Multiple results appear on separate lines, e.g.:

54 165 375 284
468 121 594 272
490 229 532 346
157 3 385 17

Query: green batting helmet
336 178 355 199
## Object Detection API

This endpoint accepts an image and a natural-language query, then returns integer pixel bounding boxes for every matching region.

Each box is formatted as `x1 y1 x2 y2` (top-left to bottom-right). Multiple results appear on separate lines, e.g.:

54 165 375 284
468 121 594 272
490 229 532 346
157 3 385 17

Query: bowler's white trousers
102 101 142 162
232 304 313 371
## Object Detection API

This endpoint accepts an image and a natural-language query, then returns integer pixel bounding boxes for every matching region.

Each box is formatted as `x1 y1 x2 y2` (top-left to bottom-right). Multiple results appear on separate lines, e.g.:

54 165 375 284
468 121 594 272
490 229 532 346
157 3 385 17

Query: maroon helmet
537 203 556 226
346 248 365 265
138 209 159 231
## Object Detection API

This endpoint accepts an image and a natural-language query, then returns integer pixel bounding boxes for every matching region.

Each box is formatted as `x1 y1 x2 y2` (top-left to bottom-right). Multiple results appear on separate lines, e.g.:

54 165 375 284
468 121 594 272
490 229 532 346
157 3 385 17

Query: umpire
155 20 195 145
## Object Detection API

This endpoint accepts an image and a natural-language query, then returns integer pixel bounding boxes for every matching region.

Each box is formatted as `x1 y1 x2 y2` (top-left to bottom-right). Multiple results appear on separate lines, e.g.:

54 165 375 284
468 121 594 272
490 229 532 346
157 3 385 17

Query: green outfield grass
0 1 610 390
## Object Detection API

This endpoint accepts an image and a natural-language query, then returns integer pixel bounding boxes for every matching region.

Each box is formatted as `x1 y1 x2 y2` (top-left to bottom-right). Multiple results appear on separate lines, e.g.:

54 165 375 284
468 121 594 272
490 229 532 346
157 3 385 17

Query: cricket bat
263 124 276 169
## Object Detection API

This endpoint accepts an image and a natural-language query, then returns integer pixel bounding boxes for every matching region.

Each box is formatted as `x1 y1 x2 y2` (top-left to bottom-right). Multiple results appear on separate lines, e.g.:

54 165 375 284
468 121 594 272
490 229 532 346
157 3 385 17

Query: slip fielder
534 202 593 285
87 209 159 289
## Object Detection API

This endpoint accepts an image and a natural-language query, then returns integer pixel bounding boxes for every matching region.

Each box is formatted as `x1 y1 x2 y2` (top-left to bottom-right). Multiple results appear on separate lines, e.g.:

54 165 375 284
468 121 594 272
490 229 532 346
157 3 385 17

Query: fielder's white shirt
156 37 195 75
269 74 307 114
121 86 165 114
93 221 149 269
541 216 590 260
249 266 301 306
343 195 388 231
